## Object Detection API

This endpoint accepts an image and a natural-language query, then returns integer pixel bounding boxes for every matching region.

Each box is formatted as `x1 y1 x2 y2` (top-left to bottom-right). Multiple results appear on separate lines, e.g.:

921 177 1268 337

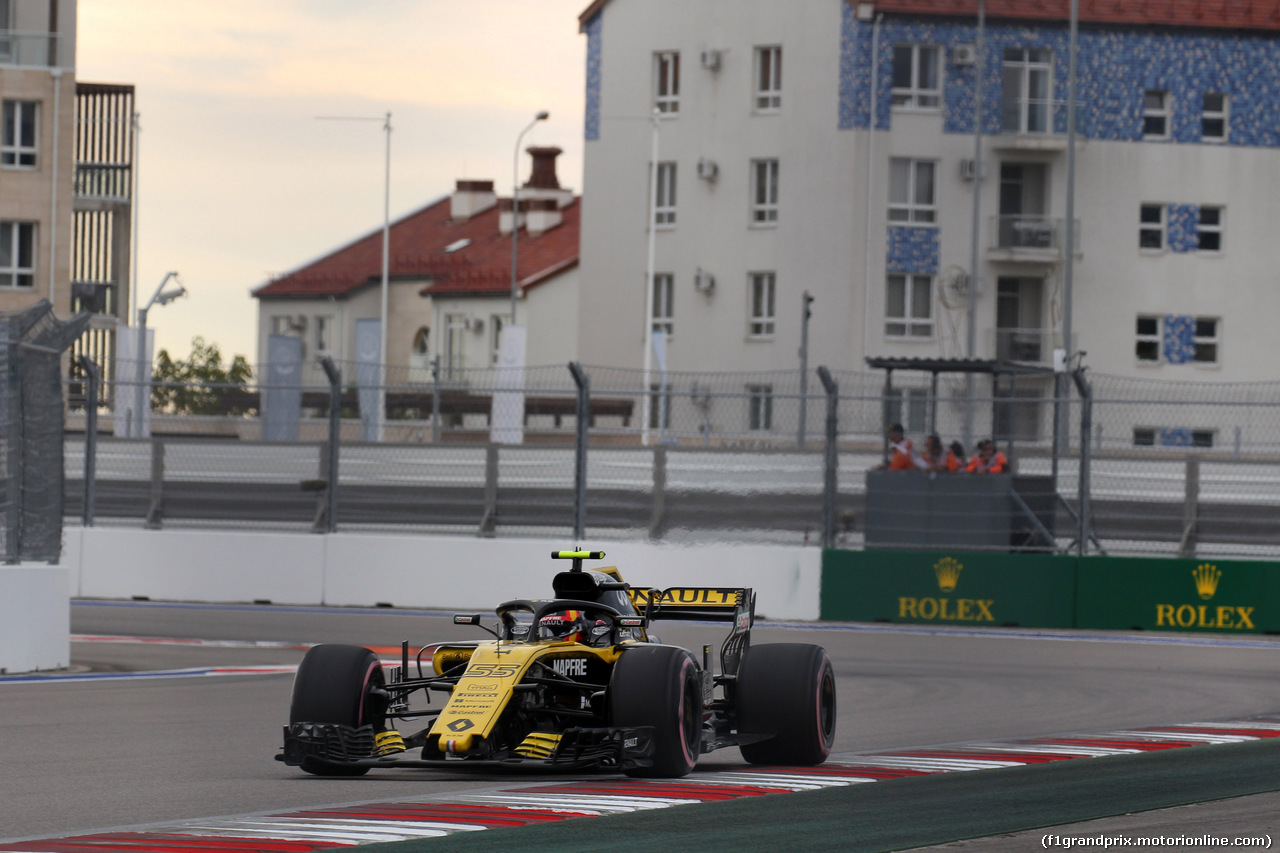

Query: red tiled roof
867 0 1280 30
253 195 580 300
579 0 1280 32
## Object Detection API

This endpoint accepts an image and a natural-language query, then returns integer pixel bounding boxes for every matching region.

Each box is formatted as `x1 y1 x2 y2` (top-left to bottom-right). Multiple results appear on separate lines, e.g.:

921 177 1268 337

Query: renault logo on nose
447 719 475 732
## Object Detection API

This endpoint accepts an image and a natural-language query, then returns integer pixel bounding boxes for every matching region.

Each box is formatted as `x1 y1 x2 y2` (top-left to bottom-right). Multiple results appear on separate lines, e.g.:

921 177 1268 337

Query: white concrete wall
0 565 70 673
66 528 822 620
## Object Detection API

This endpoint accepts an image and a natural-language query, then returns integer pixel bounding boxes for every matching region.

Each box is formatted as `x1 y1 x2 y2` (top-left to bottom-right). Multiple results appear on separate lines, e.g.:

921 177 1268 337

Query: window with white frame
412 327 430 356
444 312 467 377
648 383 672 430
1002 47 1052 133
888 158 936 224
1139 204 1165 250
1 100 38 168
747 384 773 431
654 51 680 115
1193 317 1219 363
489 315 508 365
1143 90 1170 139
754 45 782 111
1202 92 1228 141
314 315 332 354
750 159 778 224
651 273 674 335
885 274 933 338
0 221 35 289
1135 315 1220 364
1135 316 1160 362
654 161 677 226
748 272 776 337
891 44 941 109
1198 206 1223 252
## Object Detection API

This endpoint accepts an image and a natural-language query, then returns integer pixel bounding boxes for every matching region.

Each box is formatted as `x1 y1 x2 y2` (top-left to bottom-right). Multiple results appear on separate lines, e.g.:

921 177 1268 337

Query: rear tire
609 645 703 778
736 643 836 766
289 644 385 776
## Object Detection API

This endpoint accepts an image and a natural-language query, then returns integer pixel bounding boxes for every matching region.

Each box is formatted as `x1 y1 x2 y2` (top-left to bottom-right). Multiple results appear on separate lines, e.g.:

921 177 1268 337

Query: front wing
277 722 657 772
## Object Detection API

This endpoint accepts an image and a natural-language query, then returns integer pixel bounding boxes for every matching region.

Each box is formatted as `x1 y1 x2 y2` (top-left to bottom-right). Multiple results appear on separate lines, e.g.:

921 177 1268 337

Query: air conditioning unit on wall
693 268 716 293
952 44 977 66
696 157 719 181
701 50 722 71
959 158 984 181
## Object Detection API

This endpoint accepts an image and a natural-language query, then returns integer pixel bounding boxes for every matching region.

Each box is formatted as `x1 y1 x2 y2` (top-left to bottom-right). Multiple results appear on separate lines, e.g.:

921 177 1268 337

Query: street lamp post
133 270 185 438
510 111 549 324
317 112 392 441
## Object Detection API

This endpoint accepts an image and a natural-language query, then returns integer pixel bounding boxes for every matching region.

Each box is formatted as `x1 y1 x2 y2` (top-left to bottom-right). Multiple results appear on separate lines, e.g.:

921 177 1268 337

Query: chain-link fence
59 356 1280 559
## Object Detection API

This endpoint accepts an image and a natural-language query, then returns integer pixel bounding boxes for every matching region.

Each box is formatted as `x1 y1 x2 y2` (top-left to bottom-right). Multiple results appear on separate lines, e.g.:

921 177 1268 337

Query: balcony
0 31 68 68
988 215 1080 264
74 163 132 206
990 98 1084 153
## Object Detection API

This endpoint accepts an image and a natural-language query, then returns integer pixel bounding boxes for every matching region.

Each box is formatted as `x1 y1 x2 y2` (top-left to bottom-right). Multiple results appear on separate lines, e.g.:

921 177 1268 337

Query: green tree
151 336 254 415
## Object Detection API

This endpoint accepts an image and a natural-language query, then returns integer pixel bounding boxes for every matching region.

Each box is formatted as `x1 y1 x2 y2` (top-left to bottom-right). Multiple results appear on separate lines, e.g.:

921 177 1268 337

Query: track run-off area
3 601 1280 851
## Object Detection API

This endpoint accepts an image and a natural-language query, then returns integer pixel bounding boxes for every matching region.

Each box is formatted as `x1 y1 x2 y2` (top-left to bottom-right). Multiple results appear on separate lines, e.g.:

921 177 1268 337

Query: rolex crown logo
1192 563 1221 600
934 557 963 593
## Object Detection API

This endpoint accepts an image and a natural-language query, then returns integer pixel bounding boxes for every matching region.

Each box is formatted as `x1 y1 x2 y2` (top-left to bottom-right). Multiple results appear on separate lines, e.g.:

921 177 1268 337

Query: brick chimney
450 179 497 221
520 146 574 210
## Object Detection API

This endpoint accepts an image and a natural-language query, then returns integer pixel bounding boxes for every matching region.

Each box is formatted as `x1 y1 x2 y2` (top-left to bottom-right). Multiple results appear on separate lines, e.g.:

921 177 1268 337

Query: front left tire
289 643 386 776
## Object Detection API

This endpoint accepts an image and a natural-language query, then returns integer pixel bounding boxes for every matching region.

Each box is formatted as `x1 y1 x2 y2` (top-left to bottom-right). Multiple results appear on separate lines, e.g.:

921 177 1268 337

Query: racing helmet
540 609 586 643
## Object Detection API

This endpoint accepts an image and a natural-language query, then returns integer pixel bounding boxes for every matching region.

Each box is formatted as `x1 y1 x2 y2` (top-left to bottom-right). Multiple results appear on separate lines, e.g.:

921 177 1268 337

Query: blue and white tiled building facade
576 0 1280 444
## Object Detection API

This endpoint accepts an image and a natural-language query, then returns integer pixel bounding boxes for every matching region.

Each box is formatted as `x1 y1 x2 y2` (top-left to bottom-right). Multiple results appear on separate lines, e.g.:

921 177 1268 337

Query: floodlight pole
133 271 182 438
964 0 986 451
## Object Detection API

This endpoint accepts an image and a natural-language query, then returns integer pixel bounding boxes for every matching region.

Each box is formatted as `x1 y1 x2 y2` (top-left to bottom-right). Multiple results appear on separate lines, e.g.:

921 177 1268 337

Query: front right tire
609 645 703 777
289 643 385 776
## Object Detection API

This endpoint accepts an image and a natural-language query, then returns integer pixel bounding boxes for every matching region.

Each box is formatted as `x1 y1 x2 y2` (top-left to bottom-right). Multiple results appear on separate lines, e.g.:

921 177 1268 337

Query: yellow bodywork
429 640 623 754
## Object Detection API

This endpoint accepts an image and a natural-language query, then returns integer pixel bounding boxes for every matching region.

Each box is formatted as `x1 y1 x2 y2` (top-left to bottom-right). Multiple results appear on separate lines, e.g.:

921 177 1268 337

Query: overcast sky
76 0 588 364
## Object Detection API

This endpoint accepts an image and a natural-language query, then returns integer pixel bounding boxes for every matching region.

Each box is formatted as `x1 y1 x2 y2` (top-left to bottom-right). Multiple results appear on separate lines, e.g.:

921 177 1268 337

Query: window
314 316 332 354
885 274 933 338
649 383 671 430
884 388 928 434
1139 204 1165 250
651 273 674 335
1133 428 1156 447
754 46 782 111
747 384 773 431
412 327 430 356
444 313 467 378
489 315 507 365
1135 315 1220 364
2 100 38 168
1202 92 1227 141
1193 317 1218 363
1135 316 1160 361
654 51 680 115
1198 206 1222 252
891 44 941 109
748 272 776 337
750 159 778 224
1143 90 1170 139
888 158 936 224
1002 47 1052 133
654 161 676 226
0 221 34 289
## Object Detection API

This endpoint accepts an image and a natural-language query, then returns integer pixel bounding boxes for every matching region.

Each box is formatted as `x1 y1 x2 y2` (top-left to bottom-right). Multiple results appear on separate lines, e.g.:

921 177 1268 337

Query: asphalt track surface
5 601 1280 850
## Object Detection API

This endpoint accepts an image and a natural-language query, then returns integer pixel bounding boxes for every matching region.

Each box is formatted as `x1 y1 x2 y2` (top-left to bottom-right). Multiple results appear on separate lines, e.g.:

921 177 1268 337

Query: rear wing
629 586 755 627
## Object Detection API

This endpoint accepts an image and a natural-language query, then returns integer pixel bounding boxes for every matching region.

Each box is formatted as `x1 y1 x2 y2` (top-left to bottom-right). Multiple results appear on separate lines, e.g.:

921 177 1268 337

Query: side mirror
453 614 482 625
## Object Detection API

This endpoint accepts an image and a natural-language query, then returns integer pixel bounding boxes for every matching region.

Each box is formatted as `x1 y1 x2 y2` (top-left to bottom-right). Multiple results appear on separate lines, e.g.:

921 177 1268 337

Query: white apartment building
575 0 1280 446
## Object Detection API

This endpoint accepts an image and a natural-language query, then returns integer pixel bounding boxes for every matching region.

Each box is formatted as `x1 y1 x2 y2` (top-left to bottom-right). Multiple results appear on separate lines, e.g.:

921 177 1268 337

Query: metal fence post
320 356 341 533
817 366 838 549
431 354 441 443
1073 369 1094 556
77 355 100 527
650 445 667 541
1178 455 1200 559
146 438 165 529
480 445 499 537
3 330 19 563
568 362 589 541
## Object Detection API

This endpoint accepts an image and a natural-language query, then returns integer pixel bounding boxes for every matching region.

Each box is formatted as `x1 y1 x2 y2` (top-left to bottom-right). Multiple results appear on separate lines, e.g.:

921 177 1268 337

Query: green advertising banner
1076 556 1280 633
821 549 1076 628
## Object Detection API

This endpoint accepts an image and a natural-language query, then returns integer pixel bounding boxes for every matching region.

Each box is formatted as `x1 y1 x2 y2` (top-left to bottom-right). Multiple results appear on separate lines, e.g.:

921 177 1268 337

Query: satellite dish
939 265 976 310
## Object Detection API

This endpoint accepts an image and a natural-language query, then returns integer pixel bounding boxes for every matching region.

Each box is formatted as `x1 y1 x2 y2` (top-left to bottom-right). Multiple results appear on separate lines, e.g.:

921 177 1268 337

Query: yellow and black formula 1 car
277 550 836 778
